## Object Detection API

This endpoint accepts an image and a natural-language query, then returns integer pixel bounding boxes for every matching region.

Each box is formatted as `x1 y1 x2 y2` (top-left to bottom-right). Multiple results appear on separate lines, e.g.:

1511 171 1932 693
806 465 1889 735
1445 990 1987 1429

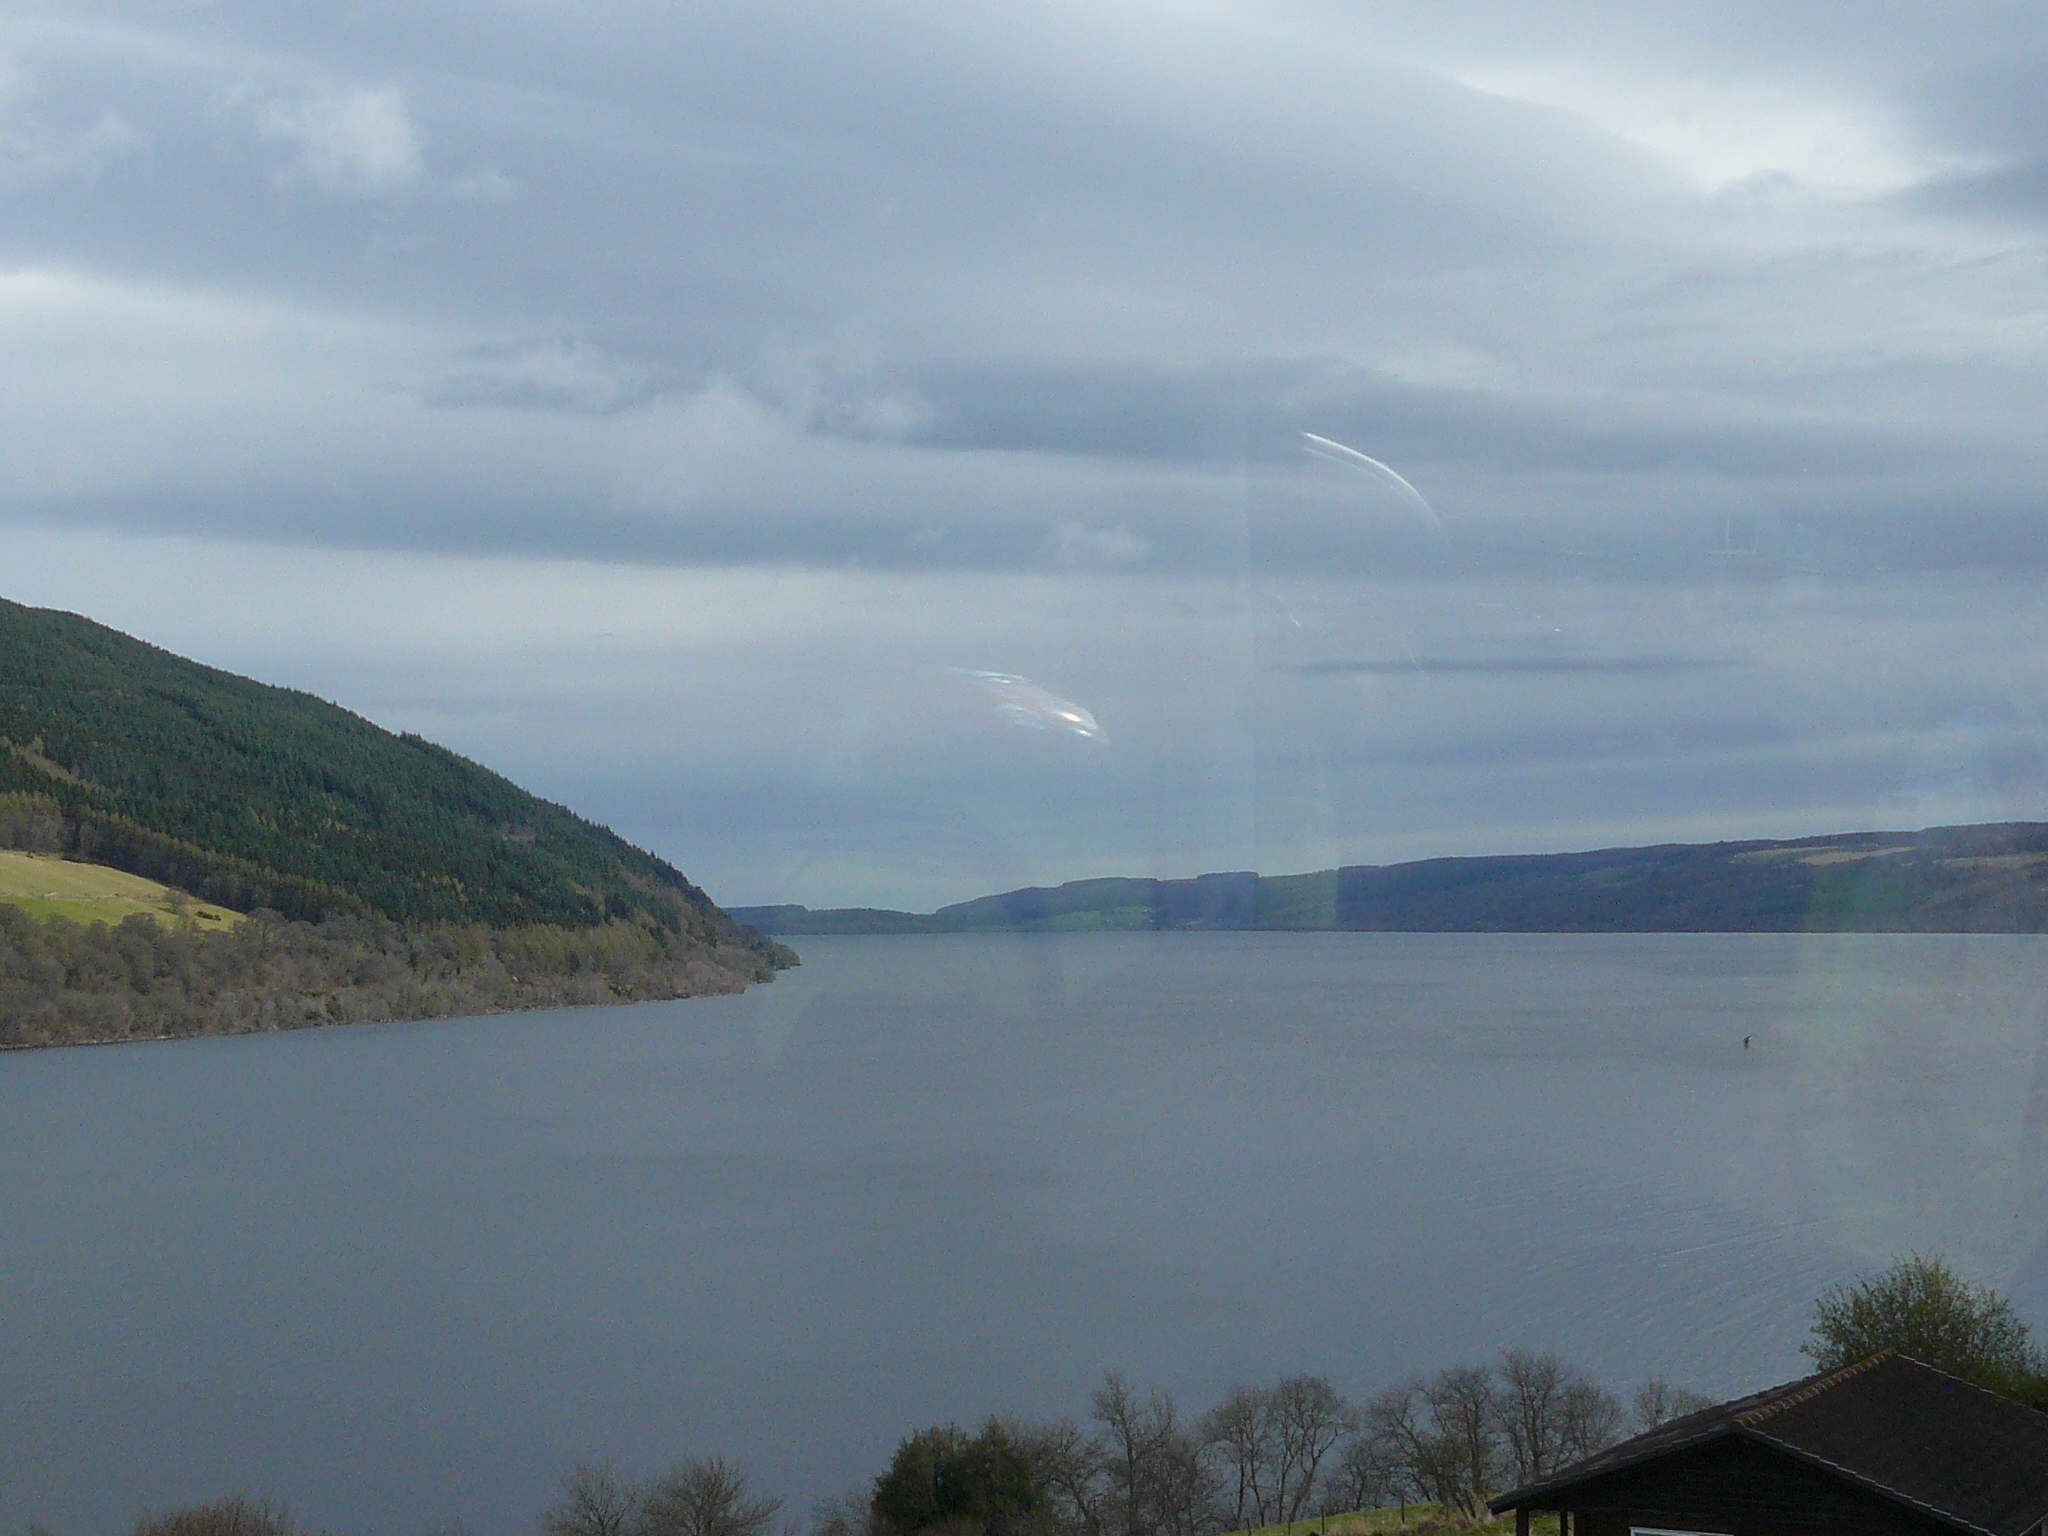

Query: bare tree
1008 1418 1109 1536
1359 1385 1439 1512
132 1498 297 1536
1314 1432 1403 1518
1090 1374 1218 1536
1421 1367 1500 1518
1493 1352 1619 1484
1198 1387 1271 1531
1555 1377 1623 1465
1267 1377 1350 1524
543 1464 642 1536
1629 1379 1716 1434
1492 1351 1568 1486
808 1491 879 1536
640 1459 783 1536
1093 1373 1172 1536
1148 1427 1221 1536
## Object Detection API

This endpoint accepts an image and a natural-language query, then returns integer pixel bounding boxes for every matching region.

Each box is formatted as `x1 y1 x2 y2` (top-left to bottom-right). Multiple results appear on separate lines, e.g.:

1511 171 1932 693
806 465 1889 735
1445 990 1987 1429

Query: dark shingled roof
1490 1354 2048 1536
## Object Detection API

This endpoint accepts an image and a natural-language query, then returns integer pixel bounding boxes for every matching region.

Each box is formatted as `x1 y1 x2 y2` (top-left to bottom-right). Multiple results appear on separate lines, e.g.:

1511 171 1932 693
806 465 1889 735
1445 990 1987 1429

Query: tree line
78 1251 2048 1536
0 902 780 1048
535 1354 1710 1536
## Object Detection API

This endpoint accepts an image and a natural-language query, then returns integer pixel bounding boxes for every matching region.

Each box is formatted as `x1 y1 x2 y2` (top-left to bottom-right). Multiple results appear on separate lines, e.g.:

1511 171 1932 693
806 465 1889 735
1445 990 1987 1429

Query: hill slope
0 597 790 1047
734 823 2048 934
0 596 767 938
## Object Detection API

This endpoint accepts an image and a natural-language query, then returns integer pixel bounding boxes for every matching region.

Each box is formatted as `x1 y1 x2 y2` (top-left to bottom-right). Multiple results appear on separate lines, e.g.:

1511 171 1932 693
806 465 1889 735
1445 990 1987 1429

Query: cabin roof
1490 1354 2048 1536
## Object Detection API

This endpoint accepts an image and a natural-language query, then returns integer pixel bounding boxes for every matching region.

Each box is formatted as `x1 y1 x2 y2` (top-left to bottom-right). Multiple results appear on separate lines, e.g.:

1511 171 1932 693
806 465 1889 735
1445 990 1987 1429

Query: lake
7 932 2048 1536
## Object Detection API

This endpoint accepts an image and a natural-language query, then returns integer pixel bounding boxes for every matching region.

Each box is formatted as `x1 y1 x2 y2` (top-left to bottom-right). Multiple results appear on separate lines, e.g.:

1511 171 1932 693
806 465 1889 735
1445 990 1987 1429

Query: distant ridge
733 824 2048 935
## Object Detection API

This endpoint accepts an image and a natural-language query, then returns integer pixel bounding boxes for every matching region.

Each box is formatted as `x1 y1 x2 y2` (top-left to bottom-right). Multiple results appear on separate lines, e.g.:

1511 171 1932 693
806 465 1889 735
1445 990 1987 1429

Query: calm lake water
8 933 2048 1535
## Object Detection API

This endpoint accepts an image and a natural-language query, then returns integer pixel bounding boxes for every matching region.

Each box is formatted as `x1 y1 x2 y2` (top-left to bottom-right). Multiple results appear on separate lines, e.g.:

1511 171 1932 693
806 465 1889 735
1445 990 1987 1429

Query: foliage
861 1366 1617 1536
0 596 787 953
0 791 64 853
0 903 777 1047
1803 1252 2048 1398
872 1422 1041 1536
850 1361 1641 1536
127 1358 1663 1536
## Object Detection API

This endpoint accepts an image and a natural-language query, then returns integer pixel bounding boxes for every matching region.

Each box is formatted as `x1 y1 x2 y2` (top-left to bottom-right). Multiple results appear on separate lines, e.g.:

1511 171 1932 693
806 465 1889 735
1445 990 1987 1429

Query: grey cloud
9 0 2048 908
1903 48 2048 160
423 342 685 415
0 74 138 187
2 490 1132 573
0 3 1676 346
1287 656 1741 677
7 445 2043 583
906 362 1259 464
894 347 1977 470
1903 160 2048 220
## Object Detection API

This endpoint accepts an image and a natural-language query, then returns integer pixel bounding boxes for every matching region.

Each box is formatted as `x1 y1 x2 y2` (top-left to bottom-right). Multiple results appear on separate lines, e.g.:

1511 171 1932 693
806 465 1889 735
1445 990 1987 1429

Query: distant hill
733 824 2048 935
0 596 790 1047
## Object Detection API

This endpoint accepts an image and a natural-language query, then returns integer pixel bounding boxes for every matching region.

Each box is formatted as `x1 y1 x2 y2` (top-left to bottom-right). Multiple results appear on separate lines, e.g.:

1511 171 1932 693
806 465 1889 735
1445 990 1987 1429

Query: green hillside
0 596 763 945
0 596 796 1048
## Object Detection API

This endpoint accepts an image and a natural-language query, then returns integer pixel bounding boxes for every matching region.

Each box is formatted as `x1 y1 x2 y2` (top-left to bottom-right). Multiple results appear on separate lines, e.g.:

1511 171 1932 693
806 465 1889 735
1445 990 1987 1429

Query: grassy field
0 849 244 930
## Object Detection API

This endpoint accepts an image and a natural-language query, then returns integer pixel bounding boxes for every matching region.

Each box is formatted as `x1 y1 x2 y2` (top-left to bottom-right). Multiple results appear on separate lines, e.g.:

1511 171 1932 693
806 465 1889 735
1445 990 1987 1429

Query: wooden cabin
1489 1353 2048 1536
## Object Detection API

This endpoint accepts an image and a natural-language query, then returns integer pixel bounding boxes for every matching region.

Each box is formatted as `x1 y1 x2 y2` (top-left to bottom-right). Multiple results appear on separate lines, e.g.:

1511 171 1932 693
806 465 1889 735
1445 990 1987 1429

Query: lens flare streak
1300 431 1443 528
951 669 1104 740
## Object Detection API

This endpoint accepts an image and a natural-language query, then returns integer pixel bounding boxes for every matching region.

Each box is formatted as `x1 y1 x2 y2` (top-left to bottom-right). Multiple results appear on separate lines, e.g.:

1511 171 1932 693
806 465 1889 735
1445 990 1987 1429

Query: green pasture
0 849 244 930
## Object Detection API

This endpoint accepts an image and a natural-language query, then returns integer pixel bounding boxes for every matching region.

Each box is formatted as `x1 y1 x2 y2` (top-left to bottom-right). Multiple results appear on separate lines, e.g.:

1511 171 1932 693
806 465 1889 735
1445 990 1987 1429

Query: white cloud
1451 64 1981 197
1050 521 1150 567
253 82 423 193
425 340 670 415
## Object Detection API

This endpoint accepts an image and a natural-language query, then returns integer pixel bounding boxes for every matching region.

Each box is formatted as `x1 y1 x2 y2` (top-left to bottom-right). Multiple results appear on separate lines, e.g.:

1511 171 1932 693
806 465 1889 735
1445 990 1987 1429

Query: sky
6 1 2048 909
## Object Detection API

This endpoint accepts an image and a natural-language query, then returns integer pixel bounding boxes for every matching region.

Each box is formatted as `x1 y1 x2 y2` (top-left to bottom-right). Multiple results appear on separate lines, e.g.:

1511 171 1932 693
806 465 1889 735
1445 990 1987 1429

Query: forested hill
735 822 2048 935
0 596 773 948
